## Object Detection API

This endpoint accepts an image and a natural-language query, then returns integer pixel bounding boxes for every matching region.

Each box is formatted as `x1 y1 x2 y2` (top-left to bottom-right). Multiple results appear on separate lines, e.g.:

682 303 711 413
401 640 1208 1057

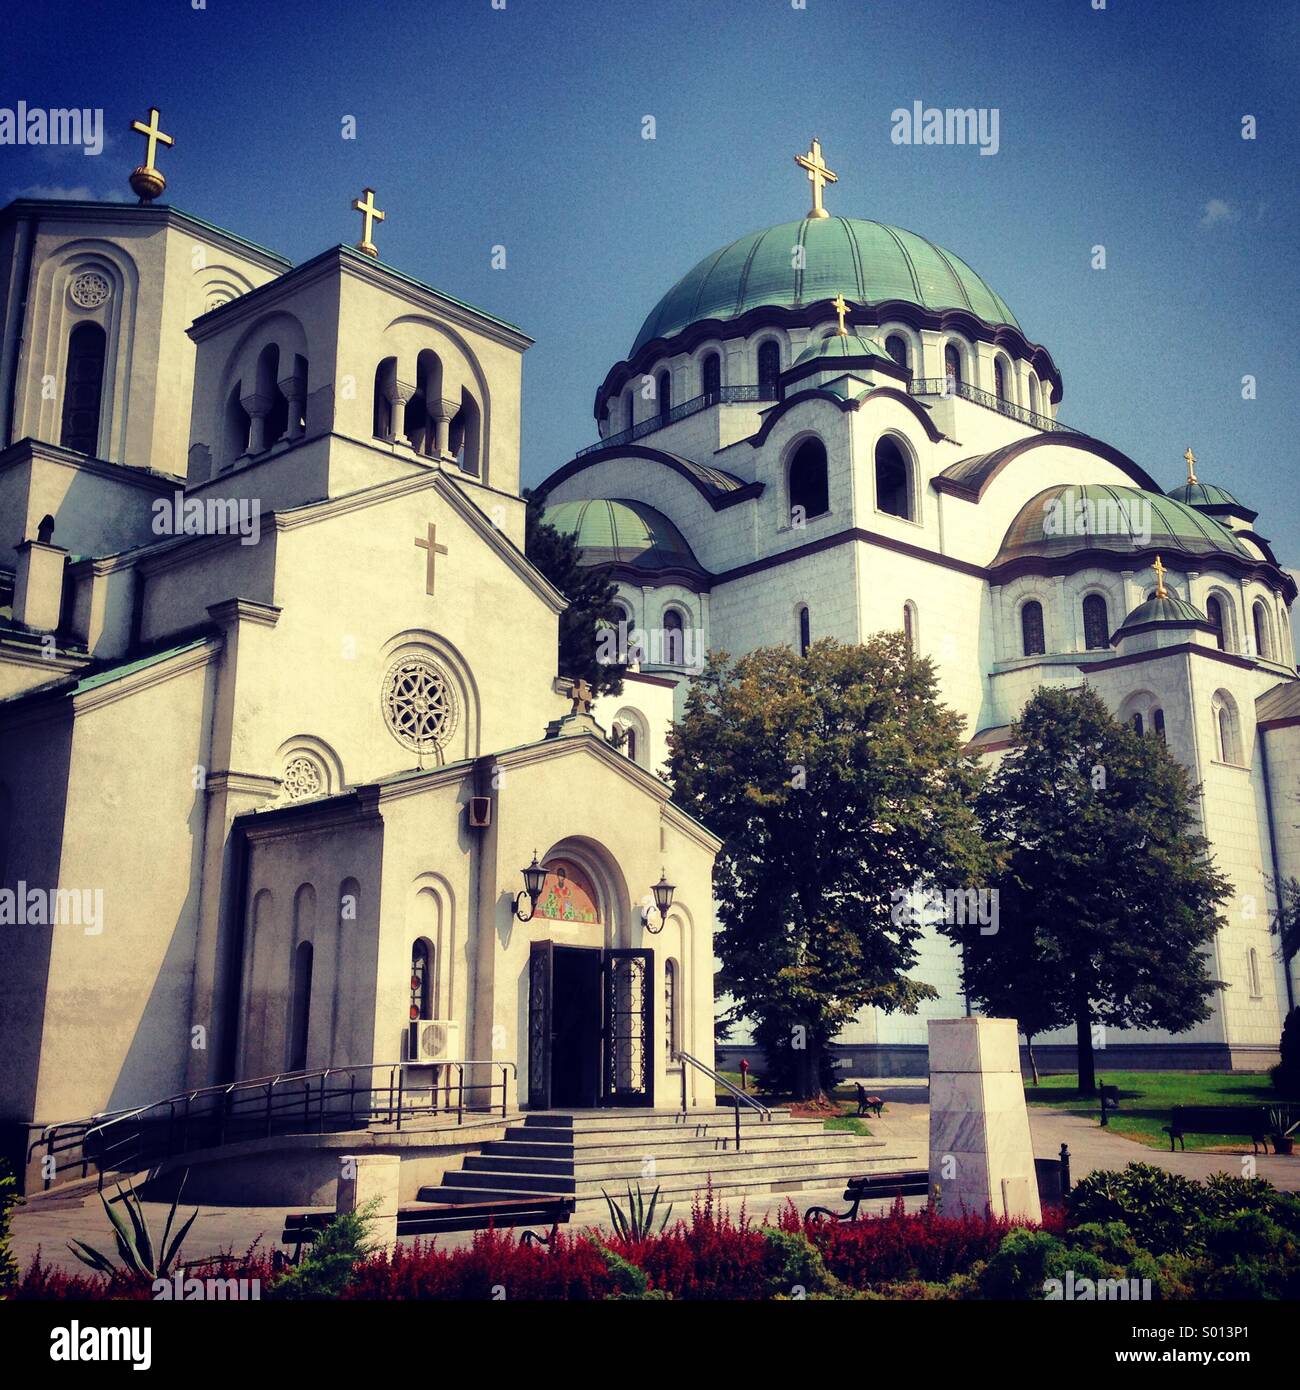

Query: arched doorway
526 855 652 1109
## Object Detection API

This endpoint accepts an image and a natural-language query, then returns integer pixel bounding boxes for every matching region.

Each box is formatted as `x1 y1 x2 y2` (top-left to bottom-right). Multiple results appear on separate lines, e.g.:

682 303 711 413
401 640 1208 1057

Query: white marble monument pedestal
928 1016 1041 1224
337 1152 401 1250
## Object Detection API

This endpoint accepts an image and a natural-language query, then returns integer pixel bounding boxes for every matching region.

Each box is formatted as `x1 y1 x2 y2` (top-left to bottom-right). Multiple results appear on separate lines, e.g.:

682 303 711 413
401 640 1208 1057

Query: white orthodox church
0 118 722 1188
538 141 1300 1075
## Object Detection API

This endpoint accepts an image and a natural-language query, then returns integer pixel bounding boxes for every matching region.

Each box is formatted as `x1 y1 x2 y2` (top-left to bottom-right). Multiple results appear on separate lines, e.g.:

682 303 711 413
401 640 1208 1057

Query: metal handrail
908 376 1068 433
675 1049 771 1152
29 1058 518 1191
579 384 778 456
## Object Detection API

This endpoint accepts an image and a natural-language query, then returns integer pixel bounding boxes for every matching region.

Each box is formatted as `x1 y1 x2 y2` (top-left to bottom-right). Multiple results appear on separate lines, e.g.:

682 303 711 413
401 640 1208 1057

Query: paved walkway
13 1082 1296 1279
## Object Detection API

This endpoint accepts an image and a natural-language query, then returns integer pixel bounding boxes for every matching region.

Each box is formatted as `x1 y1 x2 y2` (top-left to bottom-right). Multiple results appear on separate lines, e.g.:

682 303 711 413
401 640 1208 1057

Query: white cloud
1200 198 1240 227
11 183 131 203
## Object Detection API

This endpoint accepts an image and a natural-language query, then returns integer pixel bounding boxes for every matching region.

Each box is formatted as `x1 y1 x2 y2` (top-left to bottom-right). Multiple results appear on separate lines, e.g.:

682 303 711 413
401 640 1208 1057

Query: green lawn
1024 1070 1287 1150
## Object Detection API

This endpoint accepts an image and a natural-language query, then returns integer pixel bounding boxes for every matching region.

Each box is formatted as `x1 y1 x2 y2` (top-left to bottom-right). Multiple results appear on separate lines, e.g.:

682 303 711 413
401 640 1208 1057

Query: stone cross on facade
794 138 837 220
352 187 385 258
415 522 447 595
569 678 594 715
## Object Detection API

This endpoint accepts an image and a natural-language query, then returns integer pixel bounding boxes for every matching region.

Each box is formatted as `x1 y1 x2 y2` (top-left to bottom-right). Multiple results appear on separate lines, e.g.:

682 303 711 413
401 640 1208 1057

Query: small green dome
1116 593 1211 637
541 497 702 573
631 215 1020 355
996 484 1251 565
793 332 891 366
1166 480 1242 509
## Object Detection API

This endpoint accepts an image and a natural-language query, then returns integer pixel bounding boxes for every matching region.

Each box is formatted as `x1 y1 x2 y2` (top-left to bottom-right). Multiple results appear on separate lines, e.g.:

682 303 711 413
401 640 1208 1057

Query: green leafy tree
949 686 1231 1095
523 491 628 696
667 635 989 1099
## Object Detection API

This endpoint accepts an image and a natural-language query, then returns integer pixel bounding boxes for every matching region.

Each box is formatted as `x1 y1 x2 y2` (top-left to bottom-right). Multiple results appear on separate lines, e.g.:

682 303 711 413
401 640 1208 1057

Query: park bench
1163 1105 1270 1153
280 1195 575 1262
805 1169 930 1222
805 1145 1073 1222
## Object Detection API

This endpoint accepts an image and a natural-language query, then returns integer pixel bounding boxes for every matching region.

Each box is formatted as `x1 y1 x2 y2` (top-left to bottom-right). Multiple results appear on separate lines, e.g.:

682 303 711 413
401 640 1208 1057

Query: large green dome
630 216 1020 356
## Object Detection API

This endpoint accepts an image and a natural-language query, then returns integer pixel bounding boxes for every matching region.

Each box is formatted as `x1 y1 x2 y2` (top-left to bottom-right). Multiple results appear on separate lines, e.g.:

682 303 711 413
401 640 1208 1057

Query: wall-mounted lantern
641 869 676 934
514 851 547 922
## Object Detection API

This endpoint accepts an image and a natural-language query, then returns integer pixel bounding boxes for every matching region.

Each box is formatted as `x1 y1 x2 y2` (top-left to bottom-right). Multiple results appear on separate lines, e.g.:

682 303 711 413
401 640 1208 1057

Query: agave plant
601 1183 672 1241
68 1173 197 1280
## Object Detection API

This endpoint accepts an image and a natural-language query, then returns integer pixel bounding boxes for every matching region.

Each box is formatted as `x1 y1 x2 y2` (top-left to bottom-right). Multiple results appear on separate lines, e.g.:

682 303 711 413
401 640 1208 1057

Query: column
277 372 306 441
384 378 415 448
240 392 273 454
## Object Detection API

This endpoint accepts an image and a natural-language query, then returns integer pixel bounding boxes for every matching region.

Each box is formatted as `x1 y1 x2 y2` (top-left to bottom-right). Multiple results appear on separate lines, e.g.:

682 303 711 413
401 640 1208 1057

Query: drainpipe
1258 729 1295 1011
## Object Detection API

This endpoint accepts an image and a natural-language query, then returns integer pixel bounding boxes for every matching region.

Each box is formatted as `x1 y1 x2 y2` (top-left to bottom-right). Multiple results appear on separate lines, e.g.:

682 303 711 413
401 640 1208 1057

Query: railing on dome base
28 1060 516 1192
908 377 1068 433
580 385 778 457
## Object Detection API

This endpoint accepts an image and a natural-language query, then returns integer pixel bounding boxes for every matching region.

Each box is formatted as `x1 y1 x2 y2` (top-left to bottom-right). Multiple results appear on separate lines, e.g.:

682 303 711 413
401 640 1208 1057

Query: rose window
382 656 458 753
283 755 323 800
69 271 112 308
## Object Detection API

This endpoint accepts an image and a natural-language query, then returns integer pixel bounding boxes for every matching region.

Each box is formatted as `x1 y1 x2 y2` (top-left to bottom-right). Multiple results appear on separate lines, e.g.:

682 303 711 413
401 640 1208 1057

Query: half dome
792 332 891 366
541 497 703 575
630 216 1020 356
995 484 1252 566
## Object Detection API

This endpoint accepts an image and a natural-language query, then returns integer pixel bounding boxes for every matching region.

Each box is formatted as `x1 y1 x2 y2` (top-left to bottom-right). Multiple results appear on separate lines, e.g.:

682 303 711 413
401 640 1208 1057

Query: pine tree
667 635 989 1099
948 685 1231 1094
523 492 628 696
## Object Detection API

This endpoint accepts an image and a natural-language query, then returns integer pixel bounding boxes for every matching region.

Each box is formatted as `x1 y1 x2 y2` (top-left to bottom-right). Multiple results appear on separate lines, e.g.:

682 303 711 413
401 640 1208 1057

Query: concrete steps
416 1108 918 1211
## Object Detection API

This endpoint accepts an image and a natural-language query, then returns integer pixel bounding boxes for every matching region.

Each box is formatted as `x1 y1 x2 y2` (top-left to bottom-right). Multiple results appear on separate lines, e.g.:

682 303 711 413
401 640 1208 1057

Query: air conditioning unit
467 796 491 828
408 1018 460 1064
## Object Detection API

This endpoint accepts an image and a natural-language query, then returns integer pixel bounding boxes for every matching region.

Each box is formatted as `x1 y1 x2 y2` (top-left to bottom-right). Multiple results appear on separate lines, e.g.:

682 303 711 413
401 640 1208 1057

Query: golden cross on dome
832 292 851 335
414 522 447 595
352 187 385 257
1153 554 1168 600
128 106 173 202
794 138 838 220
1184 446 1198 485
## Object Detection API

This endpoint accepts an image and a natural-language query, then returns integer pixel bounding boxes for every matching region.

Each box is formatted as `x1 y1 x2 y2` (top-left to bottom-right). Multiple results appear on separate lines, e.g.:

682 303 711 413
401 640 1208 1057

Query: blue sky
7 0 1299 562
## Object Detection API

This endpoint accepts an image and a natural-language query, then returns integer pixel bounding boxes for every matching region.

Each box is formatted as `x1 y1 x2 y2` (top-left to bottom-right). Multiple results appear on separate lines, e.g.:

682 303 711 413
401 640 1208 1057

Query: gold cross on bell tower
128 106 173 203
352 187 385 258
1153 554 1168 600
794 138 838 220
832 292 851 335
1184 447 1198 485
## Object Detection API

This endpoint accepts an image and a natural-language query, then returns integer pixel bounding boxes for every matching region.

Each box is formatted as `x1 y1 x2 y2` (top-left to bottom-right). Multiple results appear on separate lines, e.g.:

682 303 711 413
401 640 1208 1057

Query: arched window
1213 690 1241 764
874 436 912 519
902 601 917 654
223 385 251 464
943 342 963 388
60 321 106 454
288 941 313 1071
1252 600 1273 660
656 370 671 423
994 357 1009 403
1206 595 1226 651
1248 947 1263 998
1082 593 1110 650
1021 600 1045 657
410 939 432 1021
788 438 829 520
373 357 397 439
664 959 679 1062
449 387 482 476
256 342 287 448
1028 373 1041 416
701 352 721 398
884 334 909 371
661 608 686 664
1132 712 1144 736
758 340 781 399
798 605 811 656
623 724 638 762
1153 708 1166 742
625 392 636 431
